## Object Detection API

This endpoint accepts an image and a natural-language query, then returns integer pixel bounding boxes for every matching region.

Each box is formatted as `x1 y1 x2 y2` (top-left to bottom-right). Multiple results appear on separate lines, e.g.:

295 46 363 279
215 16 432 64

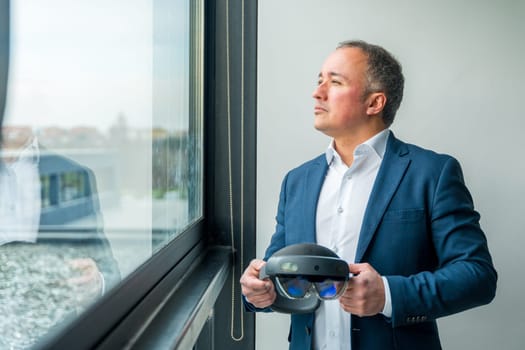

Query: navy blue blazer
256 133 497 350
36 153 121 288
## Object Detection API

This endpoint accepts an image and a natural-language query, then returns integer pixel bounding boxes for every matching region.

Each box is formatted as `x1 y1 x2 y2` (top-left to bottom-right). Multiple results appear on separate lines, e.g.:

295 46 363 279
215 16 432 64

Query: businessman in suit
240 40 497 349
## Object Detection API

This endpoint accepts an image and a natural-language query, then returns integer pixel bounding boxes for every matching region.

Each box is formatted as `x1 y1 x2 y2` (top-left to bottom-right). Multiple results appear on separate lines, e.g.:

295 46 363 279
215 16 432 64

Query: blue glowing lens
279 277 311 298
315 279 346 299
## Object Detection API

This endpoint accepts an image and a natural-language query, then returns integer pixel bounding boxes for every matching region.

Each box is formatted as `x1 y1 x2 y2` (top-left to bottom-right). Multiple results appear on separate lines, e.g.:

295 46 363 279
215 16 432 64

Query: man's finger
348 262 370 275
250 259 266 273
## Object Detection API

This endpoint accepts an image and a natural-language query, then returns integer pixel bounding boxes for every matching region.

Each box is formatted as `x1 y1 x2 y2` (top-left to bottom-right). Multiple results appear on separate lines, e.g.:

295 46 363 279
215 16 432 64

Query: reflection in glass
0 0 202 348
40 175 51 208
151 0 203 249
0 141 121 349
60 171 86 202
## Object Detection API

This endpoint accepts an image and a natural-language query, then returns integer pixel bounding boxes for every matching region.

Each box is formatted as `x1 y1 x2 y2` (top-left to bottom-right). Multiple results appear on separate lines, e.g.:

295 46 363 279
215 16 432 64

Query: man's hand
67 258 103 304
339 263 385 317
240 259 276 308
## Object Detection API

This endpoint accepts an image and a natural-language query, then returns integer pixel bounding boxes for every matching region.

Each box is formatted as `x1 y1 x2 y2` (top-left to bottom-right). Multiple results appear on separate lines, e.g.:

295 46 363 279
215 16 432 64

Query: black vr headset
259 243 350 314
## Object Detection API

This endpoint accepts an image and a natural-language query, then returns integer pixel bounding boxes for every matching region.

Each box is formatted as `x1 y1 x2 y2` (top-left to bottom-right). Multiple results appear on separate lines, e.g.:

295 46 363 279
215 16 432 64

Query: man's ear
366 92 387 116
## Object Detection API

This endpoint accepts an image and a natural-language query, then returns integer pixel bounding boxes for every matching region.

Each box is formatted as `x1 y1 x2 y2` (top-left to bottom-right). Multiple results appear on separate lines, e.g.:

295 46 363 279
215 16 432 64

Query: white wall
257 0 525 349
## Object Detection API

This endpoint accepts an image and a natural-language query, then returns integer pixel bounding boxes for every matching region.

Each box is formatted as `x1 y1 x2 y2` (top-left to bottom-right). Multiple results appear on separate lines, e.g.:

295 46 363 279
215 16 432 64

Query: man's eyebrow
317 71 348 80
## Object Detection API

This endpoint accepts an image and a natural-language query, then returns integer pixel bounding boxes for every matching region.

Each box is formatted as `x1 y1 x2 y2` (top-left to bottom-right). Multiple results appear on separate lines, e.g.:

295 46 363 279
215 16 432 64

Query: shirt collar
325 129 390 165
19 137 40 164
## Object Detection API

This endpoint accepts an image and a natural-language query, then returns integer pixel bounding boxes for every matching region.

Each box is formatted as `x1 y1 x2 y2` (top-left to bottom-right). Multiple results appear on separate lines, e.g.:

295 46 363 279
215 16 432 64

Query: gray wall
257 0 525 349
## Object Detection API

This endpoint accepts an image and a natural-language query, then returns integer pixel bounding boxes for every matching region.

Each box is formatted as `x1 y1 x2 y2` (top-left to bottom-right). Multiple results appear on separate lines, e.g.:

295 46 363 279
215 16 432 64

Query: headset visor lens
276 276 347 300
315 279 347 299
277 276 311 298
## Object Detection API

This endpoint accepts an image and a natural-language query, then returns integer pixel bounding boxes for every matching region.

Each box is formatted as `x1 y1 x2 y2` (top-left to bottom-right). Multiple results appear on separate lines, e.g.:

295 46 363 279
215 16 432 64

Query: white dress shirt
313 129 391 350
0 138 41 245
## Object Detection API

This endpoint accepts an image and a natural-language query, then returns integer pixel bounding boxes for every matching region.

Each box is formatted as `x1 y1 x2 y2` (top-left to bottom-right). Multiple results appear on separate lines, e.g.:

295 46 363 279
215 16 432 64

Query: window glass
0 0 202 348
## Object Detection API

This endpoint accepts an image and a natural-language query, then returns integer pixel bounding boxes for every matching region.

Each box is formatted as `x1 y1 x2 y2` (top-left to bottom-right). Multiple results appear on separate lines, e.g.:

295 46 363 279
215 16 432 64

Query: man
240 40 497 349
0 129 120 288
0 129 121 348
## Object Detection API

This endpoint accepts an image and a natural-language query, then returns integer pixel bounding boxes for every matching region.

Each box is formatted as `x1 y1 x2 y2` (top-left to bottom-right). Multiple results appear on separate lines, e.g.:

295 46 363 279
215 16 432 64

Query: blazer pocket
382 208 425 222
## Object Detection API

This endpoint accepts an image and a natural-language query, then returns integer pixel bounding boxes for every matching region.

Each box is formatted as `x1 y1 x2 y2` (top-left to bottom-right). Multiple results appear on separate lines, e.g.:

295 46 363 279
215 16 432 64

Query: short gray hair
337 40 404 127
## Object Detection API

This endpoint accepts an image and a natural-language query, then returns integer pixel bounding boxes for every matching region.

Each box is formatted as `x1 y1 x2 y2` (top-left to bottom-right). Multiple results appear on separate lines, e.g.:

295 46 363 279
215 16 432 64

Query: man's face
312 47 371 138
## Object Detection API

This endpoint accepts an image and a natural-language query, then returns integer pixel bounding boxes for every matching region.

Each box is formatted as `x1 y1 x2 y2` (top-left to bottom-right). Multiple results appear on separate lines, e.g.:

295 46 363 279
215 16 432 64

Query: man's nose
312 83 326 100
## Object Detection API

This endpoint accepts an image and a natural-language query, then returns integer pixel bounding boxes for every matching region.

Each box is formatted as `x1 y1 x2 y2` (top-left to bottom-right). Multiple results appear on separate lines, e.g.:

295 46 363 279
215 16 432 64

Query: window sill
98 245 232 349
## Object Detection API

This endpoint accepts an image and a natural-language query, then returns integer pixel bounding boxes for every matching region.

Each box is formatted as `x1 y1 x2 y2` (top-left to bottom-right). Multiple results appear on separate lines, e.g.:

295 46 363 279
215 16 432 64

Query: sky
4 0 190 133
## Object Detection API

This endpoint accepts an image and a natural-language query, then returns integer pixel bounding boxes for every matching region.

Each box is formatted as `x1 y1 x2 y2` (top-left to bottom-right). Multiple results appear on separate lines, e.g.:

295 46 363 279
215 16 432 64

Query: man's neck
1 135 37 164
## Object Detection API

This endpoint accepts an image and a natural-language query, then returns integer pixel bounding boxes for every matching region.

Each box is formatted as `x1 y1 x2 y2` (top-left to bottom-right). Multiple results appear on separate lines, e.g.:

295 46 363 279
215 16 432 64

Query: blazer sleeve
263 172 290 260
84 168 121 289
244 172 291 313
386 157 497 327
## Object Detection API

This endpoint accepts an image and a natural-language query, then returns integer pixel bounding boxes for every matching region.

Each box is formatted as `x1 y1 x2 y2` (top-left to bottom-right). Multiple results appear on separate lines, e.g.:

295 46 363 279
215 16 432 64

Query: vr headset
259 243 350 314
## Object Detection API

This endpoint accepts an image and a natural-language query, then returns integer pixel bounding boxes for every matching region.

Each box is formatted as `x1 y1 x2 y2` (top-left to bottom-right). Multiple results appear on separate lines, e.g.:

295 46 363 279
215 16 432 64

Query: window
59 171 86 202
0 0 203 348
40 175 51 208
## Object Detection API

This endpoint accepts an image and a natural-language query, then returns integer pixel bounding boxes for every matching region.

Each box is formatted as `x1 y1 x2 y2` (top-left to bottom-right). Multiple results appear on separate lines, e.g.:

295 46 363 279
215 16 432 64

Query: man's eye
331 80 341 85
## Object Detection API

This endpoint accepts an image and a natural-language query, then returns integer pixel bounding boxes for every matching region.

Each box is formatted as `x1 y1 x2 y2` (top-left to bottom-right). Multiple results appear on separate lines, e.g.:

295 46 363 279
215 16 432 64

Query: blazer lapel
355 134 410 263
303 155 328 243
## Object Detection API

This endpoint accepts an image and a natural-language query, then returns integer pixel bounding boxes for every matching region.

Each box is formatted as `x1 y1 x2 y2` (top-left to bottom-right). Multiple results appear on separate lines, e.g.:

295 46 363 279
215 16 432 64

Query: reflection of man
37 149 121 290
0 131 120 292
0 129 120 347
241 40 497 349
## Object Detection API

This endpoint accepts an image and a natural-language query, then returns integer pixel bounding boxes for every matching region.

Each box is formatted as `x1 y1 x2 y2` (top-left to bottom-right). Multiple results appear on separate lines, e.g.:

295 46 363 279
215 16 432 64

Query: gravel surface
0 243 102 349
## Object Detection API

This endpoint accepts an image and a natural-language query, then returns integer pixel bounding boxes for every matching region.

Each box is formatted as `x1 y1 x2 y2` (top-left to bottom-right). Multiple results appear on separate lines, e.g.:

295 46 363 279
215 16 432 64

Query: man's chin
313 124 334 138
313 119 328 131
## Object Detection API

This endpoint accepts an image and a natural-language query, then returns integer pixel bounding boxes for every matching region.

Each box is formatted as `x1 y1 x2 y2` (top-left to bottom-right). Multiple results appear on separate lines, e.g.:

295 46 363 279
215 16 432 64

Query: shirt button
346 175 352 180
337 207 343 214
329 330 336 337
